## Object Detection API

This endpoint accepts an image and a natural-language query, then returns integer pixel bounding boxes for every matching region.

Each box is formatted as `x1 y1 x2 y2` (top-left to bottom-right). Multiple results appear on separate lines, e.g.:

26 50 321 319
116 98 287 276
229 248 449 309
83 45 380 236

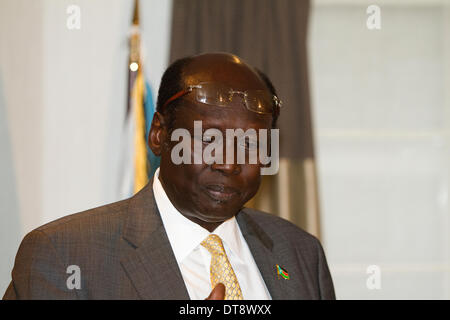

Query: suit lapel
236 210 314 299
239 229 283 299
120 182 190 300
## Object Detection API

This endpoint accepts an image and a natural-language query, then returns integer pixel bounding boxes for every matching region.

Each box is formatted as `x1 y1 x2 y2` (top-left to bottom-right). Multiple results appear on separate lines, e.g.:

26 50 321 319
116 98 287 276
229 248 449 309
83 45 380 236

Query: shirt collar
152 168 244 263
212 214 243 262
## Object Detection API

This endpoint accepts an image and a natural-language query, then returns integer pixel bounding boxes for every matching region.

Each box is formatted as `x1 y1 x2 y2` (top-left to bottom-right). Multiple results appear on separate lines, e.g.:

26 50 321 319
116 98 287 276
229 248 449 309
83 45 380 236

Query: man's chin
196 205 241 223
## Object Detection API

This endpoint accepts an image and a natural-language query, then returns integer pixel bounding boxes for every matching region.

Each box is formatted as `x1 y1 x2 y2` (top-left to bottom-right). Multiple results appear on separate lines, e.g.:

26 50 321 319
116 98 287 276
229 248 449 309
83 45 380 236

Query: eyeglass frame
161 82 283 115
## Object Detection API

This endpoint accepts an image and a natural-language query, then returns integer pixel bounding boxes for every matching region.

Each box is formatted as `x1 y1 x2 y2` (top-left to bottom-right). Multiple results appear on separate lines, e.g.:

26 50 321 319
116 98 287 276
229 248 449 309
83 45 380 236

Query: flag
276 264 290 280
144 81 160 179
120 0 159 198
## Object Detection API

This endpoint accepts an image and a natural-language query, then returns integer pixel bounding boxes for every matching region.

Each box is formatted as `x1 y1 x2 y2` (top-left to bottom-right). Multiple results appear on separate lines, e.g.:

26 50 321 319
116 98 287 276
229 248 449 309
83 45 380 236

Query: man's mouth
204 184 240 202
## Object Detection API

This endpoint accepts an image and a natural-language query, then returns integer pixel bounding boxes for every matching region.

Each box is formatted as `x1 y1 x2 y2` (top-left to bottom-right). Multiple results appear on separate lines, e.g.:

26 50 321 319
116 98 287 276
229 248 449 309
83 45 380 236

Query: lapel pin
276 264 290 280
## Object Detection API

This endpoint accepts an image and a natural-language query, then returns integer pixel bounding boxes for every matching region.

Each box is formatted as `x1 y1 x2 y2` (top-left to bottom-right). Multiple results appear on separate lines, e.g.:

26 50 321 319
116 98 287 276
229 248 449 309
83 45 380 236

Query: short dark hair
156 56 193 130
255 68 280 128
156 56 280 129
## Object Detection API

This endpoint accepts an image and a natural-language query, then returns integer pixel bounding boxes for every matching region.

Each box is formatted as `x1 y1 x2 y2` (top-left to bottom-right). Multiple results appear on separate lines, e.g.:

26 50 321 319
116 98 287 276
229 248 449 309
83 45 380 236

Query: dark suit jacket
3 183 335 300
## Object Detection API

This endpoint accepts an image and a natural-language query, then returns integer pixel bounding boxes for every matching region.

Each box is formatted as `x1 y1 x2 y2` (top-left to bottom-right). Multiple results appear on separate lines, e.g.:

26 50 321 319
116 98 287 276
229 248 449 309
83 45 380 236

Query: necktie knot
201 234 226 256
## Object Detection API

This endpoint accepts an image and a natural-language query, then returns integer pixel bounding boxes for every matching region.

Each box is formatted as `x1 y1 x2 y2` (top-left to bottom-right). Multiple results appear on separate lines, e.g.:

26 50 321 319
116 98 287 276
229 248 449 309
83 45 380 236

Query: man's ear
148 112 166 156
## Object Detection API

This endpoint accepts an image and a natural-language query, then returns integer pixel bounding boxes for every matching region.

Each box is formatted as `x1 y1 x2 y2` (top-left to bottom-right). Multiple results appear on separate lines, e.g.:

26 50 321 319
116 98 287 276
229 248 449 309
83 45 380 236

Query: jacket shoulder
30 199 129 244
5 198 132 300
35 199 129 233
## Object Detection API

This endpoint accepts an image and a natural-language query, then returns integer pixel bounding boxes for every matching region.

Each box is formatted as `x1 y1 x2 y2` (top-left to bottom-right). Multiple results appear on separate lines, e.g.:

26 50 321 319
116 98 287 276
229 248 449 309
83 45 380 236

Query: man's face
153 54 273 231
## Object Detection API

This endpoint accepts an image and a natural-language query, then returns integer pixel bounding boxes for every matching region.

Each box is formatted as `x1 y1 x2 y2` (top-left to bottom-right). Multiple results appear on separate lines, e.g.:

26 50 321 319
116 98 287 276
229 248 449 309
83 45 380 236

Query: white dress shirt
152 168 271 300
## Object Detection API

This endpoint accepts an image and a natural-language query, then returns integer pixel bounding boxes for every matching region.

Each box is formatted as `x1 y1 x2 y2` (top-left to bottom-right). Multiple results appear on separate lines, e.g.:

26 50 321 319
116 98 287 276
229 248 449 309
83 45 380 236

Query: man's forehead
174 99 273 132
181 53 267 91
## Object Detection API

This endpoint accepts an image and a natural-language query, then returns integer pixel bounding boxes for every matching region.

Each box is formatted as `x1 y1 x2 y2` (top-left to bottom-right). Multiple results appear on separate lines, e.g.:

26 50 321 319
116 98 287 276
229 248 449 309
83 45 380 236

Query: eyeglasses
162 82 282 115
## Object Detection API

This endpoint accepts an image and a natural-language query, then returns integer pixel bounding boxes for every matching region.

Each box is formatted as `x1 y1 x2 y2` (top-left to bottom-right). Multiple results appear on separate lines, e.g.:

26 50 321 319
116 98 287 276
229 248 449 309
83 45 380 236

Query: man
3 53 335 300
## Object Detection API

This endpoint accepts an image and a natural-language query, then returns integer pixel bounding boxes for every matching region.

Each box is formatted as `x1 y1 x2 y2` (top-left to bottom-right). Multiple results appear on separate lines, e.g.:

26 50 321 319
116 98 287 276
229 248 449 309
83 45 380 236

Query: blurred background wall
310 0 450 299
0 0 449 299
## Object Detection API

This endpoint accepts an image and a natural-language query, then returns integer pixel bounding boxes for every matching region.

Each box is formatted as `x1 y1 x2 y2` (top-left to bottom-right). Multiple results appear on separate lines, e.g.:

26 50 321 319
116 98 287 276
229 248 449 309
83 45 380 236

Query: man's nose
209 138 241 175
210 162 241 175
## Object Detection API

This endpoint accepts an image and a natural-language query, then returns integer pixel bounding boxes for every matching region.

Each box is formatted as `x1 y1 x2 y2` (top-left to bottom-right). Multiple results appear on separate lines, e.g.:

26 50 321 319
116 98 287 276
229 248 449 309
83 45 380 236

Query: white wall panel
310 1 450 299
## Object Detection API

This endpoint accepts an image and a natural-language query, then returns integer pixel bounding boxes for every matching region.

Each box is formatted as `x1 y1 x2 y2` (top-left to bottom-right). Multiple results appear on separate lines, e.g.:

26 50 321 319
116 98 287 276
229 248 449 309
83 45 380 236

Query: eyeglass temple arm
273 96 282 108
162 85 203 109
162 89 191 109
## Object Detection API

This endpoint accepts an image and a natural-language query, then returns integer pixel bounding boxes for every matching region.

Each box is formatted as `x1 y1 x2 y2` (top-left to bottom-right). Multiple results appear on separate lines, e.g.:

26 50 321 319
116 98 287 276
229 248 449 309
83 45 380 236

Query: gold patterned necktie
201 234 243 300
